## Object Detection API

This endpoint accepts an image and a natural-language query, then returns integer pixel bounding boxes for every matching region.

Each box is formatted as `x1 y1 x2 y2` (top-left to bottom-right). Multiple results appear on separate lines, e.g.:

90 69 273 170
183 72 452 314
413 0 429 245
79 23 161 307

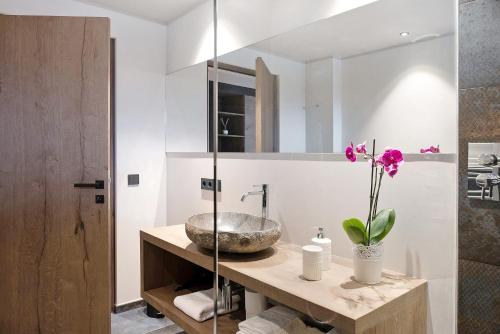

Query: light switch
128 174 139 186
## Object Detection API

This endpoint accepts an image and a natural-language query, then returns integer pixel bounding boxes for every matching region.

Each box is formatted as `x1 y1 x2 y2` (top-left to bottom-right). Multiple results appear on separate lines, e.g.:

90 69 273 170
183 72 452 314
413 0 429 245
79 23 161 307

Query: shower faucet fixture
241 184 269 219
475 168 500 201
468 148 500 202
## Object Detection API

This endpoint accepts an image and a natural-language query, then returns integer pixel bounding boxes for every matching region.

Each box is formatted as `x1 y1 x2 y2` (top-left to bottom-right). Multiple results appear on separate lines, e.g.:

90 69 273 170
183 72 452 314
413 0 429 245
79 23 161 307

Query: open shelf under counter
141 224 428 334
143 284 244 334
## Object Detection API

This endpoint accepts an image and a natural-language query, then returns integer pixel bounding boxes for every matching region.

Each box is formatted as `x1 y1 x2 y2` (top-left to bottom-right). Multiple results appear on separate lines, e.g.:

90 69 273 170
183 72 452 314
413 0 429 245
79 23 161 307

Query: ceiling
252 0 455 62
76 0 207 24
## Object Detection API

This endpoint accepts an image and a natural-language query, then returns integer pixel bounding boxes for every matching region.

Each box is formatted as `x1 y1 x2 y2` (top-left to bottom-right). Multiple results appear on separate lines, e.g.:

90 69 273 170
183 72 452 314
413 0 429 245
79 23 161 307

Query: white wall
220 48 306 152
166 153 457 334
166 0 379 73
306 58 334 152
0 0 169 305
332 59 343 152
341 35 457 153
304 58 343 152
166 62 207 152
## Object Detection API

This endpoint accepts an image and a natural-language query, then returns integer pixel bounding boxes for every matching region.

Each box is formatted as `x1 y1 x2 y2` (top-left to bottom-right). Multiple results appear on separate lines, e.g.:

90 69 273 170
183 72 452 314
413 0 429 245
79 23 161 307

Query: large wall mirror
166 0 456 154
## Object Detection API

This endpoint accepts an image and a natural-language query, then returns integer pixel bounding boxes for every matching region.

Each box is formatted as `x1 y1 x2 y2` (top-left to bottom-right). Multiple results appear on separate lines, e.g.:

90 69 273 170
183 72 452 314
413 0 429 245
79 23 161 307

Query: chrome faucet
241 184 268 219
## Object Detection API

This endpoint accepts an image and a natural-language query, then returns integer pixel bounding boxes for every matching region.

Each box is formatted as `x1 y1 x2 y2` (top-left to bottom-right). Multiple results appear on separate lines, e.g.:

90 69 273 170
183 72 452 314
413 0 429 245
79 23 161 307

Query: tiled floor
111 307 185 334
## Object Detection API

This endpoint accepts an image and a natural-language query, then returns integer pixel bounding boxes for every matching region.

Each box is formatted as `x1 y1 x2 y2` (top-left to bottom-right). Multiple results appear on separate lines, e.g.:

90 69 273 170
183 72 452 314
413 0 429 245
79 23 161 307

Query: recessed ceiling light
400 32 410 37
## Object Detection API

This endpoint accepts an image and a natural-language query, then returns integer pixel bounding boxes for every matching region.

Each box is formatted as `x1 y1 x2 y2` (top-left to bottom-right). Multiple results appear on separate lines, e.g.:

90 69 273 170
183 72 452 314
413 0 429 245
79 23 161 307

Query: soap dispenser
312 227 332 270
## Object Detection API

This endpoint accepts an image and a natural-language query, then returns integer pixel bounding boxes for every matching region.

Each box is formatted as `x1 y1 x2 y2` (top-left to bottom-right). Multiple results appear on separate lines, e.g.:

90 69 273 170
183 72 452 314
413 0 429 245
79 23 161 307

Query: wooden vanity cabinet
141 225 427 334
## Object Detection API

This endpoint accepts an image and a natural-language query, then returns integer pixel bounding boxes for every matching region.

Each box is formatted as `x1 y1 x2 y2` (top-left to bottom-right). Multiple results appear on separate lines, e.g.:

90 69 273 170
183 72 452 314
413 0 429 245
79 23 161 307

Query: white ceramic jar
302 245 323 281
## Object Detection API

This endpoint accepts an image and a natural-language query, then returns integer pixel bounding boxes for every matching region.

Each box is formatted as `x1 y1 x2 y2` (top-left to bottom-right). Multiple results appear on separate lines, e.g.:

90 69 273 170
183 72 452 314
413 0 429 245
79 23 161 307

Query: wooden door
255 57 279 152
0 15 110 333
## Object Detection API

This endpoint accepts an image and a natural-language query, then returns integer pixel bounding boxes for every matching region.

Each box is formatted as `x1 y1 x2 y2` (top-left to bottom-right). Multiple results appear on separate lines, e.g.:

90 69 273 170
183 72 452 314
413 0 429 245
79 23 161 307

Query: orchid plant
342 140 404 246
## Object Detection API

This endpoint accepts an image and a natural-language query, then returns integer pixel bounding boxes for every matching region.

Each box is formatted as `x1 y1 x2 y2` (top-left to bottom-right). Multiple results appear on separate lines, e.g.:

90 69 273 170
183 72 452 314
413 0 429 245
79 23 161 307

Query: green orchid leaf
370 208 396 243
342 218 367 245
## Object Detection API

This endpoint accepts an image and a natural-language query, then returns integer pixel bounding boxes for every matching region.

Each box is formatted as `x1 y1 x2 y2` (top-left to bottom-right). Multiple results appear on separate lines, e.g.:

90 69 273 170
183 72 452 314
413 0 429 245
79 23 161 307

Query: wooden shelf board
143 284 244 334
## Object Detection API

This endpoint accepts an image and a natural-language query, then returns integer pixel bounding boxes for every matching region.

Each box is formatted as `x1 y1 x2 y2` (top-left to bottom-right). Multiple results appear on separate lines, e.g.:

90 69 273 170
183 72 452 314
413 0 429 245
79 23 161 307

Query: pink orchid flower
356 141 367 154
388 166 399 177
420 145 440 154
375 148 404 177
345 142 357 162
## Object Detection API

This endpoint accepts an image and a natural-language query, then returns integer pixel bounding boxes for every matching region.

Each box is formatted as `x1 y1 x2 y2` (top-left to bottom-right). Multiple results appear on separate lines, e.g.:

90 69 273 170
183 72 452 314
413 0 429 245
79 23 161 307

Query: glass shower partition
209 0 460 333
212 1 219 333
212 1 285 332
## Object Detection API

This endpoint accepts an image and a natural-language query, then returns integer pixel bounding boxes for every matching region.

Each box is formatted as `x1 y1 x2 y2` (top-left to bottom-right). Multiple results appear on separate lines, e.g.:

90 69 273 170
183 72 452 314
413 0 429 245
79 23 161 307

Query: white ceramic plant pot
352 242 384 284
222 129 229 135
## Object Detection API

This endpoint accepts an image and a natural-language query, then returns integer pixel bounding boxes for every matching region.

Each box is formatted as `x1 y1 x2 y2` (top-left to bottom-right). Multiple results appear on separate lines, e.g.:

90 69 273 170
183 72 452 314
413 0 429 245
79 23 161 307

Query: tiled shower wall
458 0 500 333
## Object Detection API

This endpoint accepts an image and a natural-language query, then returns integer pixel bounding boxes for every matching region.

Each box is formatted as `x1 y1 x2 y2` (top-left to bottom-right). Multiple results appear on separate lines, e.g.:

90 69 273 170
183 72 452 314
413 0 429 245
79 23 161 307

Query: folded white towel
173 288 240 322
237 319 324 334
237 305 304 334
237 305 325 334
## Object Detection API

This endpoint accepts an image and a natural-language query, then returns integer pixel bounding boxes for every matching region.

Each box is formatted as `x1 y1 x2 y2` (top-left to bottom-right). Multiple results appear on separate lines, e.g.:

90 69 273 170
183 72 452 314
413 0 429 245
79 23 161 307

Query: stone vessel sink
185 212 281 253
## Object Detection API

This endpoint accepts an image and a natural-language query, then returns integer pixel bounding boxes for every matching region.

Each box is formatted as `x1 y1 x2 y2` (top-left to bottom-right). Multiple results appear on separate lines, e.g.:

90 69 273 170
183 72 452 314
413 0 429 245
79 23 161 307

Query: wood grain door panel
0 15 110 333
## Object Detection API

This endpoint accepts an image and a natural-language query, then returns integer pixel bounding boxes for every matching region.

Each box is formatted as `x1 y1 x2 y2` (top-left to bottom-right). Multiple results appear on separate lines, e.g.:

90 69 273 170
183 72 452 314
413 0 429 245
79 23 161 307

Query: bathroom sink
185 212 281 253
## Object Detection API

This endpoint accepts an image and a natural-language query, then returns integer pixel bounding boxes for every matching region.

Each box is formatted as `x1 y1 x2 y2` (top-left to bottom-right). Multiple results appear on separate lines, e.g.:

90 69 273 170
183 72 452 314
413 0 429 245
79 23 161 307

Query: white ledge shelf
166 151 457 163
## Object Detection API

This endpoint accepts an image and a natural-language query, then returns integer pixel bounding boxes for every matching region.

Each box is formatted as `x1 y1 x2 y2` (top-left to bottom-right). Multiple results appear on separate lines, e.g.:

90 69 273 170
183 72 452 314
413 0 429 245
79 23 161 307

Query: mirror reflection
166 1 455 153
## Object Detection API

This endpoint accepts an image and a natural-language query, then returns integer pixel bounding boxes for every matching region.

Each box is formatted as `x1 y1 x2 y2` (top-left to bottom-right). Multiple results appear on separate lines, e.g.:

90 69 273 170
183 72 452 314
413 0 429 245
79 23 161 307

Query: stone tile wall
458 0 500 333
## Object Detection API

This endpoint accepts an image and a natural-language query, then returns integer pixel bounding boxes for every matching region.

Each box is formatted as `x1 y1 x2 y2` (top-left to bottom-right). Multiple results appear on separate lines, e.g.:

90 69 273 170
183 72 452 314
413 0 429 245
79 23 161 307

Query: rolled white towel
173 288 240 322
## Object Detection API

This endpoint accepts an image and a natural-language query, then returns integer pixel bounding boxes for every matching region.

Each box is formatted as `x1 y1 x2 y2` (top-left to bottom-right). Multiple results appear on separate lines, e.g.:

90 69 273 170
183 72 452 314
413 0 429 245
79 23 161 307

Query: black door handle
74 180 104 189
